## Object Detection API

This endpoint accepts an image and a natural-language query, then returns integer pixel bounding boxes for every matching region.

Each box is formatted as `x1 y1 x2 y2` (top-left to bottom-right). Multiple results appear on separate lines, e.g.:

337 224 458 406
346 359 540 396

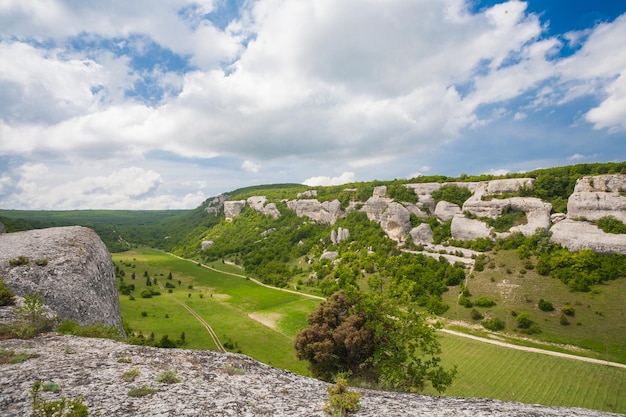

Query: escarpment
211 174 626 254
0 226 123 332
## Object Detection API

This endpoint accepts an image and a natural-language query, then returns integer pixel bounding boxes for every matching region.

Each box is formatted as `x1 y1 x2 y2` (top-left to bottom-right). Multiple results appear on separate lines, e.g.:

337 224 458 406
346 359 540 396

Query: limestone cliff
0 335 618 417
0 226 123 333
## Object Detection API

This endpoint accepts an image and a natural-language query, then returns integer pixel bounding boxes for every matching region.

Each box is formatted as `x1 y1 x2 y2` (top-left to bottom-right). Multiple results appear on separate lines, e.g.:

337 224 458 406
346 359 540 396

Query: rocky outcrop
330 227 350 244
320 251 339 261
205 194 227 215
380 202 412 241
201 240 214 250
551 219 626 255
362 196 393 223
451 214 492 240
373 185 387 197
224 200 245 220
567 175 626 222
0 226 123 333
410 224 433 245
247 196 281 219
0 335 617 417
297 190 317 198
434 201 461 222
287 199 343 225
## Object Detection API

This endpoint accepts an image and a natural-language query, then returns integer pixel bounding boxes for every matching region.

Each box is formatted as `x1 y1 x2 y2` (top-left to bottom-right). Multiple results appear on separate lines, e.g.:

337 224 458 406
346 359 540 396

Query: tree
294 291 456 393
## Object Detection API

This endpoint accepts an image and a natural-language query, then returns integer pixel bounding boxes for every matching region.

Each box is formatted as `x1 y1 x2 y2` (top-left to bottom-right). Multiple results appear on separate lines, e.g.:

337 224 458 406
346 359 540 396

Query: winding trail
165 252 626 369
173 298 225 352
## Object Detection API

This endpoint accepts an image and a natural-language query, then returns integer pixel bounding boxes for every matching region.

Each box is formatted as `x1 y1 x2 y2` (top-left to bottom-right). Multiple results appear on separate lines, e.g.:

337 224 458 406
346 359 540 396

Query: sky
0 0 625 210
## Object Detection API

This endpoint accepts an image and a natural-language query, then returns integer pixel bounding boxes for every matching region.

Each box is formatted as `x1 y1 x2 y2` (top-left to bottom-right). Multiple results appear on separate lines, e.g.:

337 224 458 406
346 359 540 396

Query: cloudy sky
1 0 625 210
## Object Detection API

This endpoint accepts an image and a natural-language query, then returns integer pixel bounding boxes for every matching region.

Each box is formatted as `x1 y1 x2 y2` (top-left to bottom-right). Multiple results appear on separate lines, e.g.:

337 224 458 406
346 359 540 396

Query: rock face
434 201 461 222
0 226 123 333
380 202 412 241
247 196 281 219
410 224 433 245
550 219 626 254
224 200 245 220
287 199 343 225
0 335 617 417
451 214 492 240
330 227 350 244
567 175 626 222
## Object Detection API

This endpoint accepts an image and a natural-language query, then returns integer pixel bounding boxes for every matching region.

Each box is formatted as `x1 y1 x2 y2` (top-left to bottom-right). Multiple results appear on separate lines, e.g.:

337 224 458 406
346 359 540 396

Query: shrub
324 376 361 417
127 386 158 397
0 279 16 306
595 216 626 234
458 296 473 308
0 348 36 364
223 364 246 375
30 381 88 417
121 368 139 382
9 255 30 266
470 309 483 320
42 382 60 393
516 313 534 329
156 370 180 384
57 320 121 339
10 293 55 339
559 313 570 326
561 305 575 316
481 317 505 331
473 297 496 307
538 299 555 312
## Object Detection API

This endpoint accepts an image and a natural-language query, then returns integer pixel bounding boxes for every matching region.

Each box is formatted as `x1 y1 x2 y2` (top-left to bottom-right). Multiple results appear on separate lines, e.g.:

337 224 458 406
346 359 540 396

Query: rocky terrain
217 175 626 254
0 226 123 332
1 334 622 417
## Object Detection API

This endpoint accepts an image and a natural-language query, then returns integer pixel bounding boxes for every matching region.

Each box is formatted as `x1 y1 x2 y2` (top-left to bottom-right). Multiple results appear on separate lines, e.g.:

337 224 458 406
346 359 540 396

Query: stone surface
247 196 281 219
410 224 433 245
361 196 393 223
550 219 626 254
201 240 214 250
380 202 412 241
451 214 493 240
373 185 387 197
320 251 339 261
0 335 618 417
287 199 343 225
434 201 461 222
223 200 245 220
205 194 227 215
330 227 350 244
566 176 626 223
0 226 123 333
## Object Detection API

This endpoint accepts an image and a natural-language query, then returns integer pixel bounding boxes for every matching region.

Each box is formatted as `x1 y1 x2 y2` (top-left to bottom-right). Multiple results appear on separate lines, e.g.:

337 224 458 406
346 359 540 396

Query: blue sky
0 0 625 209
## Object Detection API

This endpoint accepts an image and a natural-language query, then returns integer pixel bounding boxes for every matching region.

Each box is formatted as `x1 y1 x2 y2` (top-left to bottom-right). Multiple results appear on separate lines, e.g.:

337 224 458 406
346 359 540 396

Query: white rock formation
451 214 493 240
380 202 412 241
320 251 339 261
224 200 245 220
362 196 393 223
434 201 461 222
247 196 281 219
410 223 433 245
330 227 350 244
201 240 214 250
373 185 387 197
551 219 626 254
297 190 317 198
567 175 626 222
287 199 343 225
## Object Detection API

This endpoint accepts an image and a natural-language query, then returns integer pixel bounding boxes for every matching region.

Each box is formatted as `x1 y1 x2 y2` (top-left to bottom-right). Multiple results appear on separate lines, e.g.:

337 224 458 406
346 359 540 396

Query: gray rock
320 251 339 261
297 190 318 198
205 194 227 215
261 228 276 237
201 240 214 250
380 202 412 241
331 227 350 244
287 199 343 225
0 335 618 417
434 201 461 222
362 196 393 223
373 185 387 197
247 196 281 219
451 214 493 240
410 224 433 245
550 219 626 254
566 175 626 223
224 200 246 220
0 226 123 333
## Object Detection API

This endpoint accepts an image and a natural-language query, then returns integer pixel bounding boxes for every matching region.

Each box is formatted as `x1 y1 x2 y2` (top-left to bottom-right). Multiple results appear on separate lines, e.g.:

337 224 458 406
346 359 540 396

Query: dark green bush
538 299 554 312
482 317 505 331
561 305 575 316
595 216 626 234
473 297 496 307
470 309 483 320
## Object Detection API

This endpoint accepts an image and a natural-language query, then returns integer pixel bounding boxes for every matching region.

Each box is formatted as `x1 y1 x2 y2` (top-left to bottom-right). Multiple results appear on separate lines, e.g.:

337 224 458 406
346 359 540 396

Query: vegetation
295 291 456 393
127 386 158 397
121 368 139 382
156 370 180 384
432 184 473 207
324 375 362 416
0 348 37 364
30 381 88 417
57 320 122 339
595 216 626 234
9 293 56 339
0 278 16 306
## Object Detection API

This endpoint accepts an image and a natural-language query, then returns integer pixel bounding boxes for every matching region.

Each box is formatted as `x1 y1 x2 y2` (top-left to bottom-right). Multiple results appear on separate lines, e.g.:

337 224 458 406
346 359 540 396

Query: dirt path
441 329 626 369
166 252 626 369
173 298 226 352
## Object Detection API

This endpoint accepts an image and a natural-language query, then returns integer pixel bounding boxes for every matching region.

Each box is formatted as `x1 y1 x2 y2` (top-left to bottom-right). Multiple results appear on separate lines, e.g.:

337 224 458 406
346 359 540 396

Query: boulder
201 240 214 250
205 194 227 215
362 196 393 223
484 178 534 194
330 227 350 244
320 251 339 261
224 200 245 220
462 196 551 236
550 219 626 255
434 201 461 222
297 190 317 198
380 202 412 241
373 185 387 197
451 214 492 240
410 223 433 245
0 226 123 333
247 196 281 219
286 199 342 225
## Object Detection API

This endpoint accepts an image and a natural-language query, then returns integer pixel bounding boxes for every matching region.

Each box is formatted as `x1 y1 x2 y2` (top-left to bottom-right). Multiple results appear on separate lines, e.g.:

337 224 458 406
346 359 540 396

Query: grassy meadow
112 248 320 375
113 248 626 413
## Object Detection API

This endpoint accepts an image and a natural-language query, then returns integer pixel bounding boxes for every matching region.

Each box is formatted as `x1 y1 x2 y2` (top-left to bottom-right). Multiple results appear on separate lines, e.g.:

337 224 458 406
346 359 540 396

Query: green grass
424 333 626 414
442 249 626 364
113 248 319 375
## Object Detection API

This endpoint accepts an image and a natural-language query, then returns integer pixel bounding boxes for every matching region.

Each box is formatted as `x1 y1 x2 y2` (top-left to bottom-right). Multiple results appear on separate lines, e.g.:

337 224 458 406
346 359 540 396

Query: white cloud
568 153 585 161
484 168 510 176
303 172 356 187
242 160 260 173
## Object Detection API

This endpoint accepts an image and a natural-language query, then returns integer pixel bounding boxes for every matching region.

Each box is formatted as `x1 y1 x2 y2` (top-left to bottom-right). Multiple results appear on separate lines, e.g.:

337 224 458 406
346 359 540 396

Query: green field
113 248 320 375
113 248 626 413
425 333 626 414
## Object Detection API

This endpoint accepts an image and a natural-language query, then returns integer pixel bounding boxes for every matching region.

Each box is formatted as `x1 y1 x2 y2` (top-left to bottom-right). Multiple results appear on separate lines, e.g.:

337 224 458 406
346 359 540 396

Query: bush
470 309 483 320
538 299 555 312
0 279 16 306
482 317 505 331
127 386 158 397
30 381 88 416
559 313 570 326
57 320 121 339
156 370 180 384
10 293 55 339
473 297 496 307
9 255 30 266
561 305 575 316
595 216 626 234
324 376 361 416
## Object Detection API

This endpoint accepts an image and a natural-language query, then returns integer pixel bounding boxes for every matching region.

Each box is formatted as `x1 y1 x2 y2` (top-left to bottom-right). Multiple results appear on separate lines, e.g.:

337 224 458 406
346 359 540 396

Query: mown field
113 248 626 414
112 248 320 375
441 249 626 364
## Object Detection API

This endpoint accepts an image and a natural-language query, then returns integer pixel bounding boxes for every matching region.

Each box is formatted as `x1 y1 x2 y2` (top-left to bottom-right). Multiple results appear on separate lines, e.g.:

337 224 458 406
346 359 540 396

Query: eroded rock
550 219 626 254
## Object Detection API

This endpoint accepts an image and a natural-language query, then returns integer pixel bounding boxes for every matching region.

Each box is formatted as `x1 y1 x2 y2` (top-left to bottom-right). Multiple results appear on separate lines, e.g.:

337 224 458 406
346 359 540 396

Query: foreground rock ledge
0 335 619 417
